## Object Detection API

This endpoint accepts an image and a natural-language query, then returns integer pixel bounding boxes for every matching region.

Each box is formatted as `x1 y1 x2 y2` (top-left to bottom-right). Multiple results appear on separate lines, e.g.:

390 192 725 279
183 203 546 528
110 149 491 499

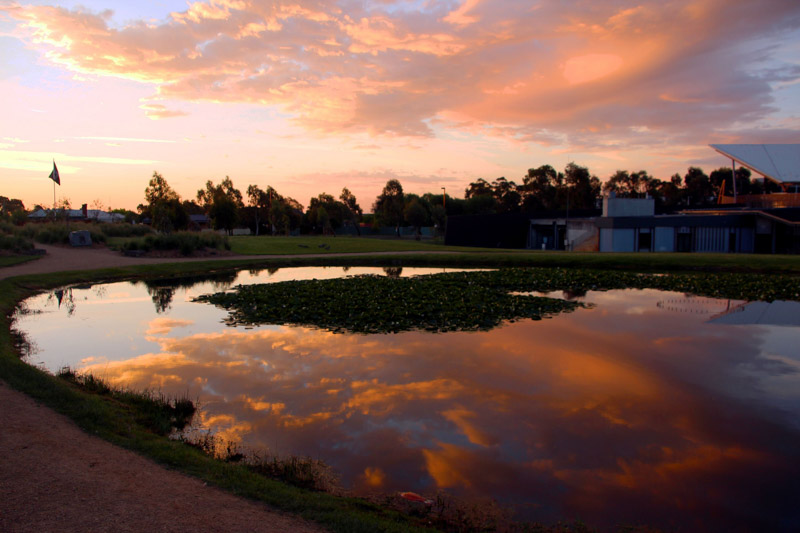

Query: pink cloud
3 0 799 155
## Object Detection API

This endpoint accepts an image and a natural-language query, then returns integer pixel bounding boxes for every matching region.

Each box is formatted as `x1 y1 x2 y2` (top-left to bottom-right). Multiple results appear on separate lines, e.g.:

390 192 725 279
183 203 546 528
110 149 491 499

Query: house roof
710 144 800 184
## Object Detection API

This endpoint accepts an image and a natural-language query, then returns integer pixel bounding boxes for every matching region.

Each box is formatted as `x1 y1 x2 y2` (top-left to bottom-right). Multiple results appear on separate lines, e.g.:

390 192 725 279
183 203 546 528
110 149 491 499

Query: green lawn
0 255 38 269
228 235 505 255
228 236 800 273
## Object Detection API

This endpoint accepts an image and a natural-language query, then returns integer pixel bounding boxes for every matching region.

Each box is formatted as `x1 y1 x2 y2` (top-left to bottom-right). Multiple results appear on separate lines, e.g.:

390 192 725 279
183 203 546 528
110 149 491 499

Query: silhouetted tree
563 163 600 210
492 177 521 213
340 187 363 235
683 167 714 207
197 177 244 235
373 179 405 236
521 165 561 211
246 185 270 235
139 171 187 232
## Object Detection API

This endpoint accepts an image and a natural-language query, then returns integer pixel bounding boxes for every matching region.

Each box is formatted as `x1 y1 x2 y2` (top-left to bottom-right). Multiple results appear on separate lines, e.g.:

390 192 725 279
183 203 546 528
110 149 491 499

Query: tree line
1 162 779 233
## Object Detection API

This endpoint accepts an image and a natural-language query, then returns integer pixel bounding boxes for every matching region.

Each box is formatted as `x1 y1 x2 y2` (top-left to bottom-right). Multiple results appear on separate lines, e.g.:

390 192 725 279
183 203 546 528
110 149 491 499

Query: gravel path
0 246 337 532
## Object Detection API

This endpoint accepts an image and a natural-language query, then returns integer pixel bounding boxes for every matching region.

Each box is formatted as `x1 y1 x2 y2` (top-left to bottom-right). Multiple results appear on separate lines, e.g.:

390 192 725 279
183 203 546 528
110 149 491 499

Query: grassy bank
0 255 37 268
229 235 502 255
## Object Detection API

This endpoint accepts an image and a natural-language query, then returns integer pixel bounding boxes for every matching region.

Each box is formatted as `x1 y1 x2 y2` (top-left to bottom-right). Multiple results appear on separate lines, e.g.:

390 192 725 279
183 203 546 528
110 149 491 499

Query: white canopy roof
710 144 800 184
709 300 800 327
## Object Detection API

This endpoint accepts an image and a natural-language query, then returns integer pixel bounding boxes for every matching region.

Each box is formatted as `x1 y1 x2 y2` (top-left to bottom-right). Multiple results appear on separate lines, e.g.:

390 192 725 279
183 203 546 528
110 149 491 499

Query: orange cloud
4 0 795 151
562 54 623 85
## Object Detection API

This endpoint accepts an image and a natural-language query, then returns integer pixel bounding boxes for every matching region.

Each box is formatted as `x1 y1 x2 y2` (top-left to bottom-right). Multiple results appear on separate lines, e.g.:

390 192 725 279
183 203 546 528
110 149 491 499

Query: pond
13 266 800 531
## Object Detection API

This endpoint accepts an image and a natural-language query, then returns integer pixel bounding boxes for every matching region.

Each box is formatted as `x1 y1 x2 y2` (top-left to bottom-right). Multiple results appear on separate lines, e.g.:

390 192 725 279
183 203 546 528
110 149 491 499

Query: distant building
27 206 125 223
445 145 800 254
596 196 800 254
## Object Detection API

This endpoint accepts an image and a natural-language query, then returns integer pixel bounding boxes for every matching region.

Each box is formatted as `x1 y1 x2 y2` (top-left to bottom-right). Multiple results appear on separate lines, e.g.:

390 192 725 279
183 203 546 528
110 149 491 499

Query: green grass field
0 255 37 268
227 234 505 255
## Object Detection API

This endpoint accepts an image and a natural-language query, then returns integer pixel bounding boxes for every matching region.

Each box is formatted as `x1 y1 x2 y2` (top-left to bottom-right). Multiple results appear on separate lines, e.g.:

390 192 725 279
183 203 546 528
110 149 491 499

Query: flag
49 160 60 185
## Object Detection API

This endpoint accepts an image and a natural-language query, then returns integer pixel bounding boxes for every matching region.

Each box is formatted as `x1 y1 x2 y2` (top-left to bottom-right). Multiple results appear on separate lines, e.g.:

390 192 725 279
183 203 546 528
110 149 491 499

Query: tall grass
0 234 34 253
123 231 230 256
57 368 196 435
15 222 106 245
182 431 340 492
97 223 152 238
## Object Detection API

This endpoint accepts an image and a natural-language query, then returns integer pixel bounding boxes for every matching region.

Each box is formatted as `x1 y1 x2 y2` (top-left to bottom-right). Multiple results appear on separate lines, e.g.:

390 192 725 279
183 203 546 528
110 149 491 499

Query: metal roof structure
710 144 800 184
708 300 800 326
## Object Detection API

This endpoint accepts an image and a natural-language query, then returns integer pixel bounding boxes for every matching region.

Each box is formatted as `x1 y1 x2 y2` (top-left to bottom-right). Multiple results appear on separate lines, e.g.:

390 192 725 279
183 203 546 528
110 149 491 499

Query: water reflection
14 271 800 531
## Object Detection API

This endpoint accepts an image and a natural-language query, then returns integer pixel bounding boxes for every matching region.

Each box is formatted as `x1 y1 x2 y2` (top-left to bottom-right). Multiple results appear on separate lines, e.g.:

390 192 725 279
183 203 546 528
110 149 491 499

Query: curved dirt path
0 381 322 533
0 245 389 532
1 243 461 280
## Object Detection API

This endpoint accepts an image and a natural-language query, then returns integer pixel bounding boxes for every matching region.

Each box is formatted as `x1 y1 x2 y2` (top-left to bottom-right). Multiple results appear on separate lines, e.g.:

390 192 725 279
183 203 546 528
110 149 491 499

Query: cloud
0 149 158 172
139 103 189 119
4 0 798 166
146 317 194 336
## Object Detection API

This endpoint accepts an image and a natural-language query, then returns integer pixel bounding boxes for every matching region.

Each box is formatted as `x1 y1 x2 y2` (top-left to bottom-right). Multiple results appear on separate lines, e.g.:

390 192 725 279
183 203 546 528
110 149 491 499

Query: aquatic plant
196 272 583 333
196 267 800 334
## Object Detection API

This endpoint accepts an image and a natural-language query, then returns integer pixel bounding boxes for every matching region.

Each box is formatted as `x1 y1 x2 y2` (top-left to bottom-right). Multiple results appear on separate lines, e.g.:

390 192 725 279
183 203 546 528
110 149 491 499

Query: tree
246 185 270 236
563 163 600 210
521 165 561 211
197 177 244 235
340 187 363 235
492 177 521 213
306 193 348 235
709 166 753 197
144 171 179 205
140 171 187 232
373 179 405 236
464 178 493 199
683 167 714 207
463 178 498 214
404 198 428 239
0 196 25 224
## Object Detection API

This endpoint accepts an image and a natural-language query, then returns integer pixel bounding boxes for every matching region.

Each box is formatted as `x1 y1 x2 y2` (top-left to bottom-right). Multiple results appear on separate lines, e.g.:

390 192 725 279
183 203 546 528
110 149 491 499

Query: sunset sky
1 0 799 211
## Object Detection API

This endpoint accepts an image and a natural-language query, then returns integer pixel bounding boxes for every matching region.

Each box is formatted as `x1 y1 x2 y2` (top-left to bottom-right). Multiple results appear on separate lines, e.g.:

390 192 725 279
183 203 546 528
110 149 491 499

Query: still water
14 267 800 531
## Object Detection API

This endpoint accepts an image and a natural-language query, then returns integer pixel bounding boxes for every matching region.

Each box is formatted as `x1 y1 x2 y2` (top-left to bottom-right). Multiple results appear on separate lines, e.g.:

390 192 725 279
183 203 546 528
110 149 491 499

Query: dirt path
0 381 323 533
0 243 458 280
0 246 338 532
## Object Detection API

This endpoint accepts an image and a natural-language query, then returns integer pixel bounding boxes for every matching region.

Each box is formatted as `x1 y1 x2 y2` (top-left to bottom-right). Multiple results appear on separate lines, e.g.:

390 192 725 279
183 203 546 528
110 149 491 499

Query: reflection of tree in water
147 286 175 314
92 285 107 299
382 267 403 278
248 267 280 277
140 271 239 314
49 288 76 316
562 288 587 300
342 266 351 273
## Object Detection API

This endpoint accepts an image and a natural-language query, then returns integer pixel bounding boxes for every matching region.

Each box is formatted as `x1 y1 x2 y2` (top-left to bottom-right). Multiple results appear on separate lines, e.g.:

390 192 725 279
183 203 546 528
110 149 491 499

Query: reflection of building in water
708 300 800 326
657 296 800 326
656 296 741 315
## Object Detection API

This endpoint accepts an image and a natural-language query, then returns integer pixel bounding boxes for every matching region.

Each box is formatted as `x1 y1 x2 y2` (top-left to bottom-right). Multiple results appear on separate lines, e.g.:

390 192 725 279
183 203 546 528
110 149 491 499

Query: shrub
18 223 106 245
124 231 229 256
0 234 34 252
99 223 152 238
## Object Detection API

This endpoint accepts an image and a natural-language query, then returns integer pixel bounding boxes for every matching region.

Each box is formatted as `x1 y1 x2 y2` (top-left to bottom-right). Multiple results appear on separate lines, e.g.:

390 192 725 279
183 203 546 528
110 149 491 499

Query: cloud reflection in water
76 288 800 530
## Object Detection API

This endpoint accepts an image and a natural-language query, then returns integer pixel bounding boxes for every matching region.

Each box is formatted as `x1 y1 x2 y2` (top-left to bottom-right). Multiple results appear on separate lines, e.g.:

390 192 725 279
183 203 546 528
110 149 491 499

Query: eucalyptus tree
197 176 244 235
373 179 405 236
140 171 188 232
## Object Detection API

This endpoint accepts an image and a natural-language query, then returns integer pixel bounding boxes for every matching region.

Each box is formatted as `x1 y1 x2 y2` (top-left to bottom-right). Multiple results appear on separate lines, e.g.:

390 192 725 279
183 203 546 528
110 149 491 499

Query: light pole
441 187 446 209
